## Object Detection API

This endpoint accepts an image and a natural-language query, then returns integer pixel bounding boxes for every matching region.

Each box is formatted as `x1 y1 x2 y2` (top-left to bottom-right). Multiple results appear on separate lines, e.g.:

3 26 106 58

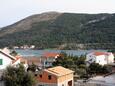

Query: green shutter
0 59 3 65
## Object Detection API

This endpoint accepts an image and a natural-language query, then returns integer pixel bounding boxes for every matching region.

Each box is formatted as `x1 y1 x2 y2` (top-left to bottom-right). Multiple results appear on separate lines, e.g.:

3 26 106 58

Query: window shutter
0 59 3 65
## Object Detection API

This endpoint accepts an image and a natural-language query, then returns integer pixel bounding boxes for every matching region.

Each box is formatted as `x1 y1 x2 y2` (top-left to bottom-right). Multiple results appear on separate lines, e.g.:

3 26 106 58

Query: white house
0 48 27 70
86 51 114 66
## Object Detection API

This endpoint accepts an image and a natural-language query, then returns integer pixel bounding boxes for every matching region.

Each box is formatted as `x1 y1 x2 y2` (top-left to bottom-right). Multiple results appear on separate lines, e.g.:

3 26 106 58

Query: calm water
15 49 107 57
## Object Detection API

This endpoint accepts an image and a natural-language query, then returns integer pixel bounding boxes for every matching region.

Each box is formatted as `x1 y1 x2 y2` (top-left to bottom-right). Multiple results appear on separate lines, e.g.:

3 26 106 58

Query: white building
86 51 114 66
0 48 27 70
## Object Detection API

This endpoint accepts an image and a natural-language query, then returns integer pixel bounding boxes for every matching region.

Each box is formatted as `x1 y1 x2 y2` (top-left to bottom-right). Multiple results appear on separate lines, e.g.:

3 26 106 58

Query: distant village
13 45 36 49
0 47 115 86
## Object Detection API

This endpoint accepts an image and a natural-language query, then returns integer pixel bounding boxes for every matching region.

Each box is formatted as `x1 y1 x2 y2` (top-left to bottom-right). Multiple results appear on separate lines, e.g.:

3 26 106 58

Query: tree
88 63 103 74
52 52 87 75
10 50 18 56
27 63 38 72
3 64 36 86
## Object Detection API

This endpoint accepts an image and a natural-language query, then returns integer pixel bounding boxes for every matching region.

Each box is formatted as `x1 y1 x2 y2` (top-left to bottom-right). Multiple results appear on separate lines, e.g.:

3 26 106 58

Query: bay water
15 49 107 57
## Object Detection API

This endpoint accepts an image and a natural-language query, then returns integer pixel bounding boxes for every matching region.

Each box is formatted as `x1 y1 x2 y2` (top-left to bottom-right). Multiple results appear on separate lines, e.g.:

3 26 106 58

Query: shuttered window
0 59 3 65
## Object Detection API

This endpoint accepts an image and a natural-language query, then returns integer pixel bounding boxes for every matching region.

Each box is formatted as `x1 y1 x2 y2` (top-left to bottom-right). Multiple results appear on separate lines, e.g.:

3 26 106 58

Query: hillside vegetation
0 12 115 49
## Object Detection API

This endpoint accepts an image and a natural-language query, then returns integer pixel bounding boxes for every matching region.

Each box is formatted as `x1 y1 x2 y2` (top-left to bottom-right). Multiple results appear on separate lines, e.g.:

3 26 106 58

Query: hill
0 12 115 49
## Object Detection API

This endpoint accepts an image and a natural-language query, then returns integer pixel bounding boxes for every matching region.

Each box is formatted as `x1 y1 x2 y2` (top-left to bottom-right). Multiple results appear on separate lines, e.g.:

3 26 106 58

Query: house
30 45 35 49
37 66 74 86
86 51 114 66
41 52 60 68
0 48 27 70
0 49 19 69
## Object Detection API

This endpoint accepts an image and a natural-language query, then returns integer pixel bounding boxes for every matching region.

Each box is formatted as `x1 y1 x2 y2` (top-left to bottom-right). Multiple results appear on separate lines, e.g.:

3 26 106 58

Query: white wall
57 78 74 86
108 53 114 63
96 55 107 65
0 53 12 69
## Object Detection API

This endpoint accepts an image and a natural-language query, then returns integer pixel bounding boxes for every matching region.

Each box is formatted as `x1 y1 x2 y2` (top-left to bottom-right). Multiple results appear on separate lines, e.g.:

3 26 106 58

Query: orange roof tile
45 66 74 76
27 57 40 62
27 57 40 65
43 52 59 58
93 51 109 56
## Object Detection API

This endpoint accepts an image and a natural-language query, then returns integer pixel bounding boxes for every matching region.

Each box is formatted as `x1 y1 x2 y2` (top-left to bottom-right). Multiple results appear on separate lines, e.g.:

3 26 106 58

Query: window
39 74 42 78
68 80 72 86
0 59 3 65
45 62 48 64
89 59 92 61
48 75 52 80
35 74 38 76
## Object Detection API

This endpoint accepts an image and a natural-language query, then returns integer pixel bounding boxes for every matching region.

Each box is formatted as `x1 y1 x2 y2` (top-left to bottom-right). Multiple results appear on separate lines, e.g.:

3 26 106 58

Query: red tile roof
43 52 59 58
93 51 110 56
27 57 40 65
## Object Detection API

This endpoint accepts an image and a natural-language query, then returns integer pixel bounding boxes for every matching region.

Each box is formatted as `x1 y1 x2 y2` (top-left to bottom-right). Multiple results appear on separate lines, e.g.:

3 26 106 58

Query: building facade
37 66 74 86
86 51 114 66
0 48 27 70
41 52 60 68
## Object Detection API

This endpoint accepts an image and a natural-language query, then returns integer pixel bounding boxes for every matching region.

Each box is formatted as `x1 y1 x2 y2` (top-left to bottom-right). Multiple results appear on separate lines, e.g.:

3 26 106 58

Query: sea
15 49 107 57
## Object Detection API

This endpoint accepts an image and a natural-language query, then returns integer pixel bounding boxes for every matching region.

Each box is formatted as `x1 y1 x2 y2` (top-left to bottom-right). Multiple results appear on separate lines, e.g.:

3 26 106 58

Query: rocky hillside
0 12 115 49
0 12 61 37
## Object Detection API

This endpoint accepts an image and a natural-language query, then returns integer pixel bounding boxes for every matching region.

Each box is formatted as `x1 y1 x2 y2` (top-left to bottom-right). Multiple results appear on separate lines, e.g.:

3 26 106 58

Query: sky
0 0 115 27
